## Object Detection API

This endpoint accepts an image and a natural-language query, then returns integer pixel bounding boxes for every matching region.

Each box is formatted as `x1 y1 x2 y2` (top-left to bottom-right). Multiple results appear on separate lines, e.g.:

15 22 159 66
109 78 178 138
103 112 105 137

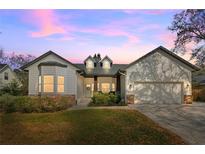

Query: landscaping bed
0 94 76 113
0 109 185 144
89 92 126 106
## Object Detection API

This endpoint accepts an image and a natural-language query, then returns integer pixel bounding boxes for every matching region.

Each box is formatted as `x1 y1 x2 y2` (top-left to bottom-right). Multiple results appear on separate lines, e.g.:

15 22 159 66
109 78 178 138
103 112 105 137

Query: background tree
169 9 205 66
0 51 35 69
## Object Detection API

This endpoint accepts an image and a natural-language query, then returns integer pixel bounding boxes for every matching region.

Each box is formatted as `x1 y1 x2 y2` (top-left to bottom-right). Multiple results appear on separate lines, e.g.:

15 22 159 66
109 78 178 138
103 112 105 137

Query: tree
0 51 35 69
169 9 205 66
0 79 22 96
14 69 29 95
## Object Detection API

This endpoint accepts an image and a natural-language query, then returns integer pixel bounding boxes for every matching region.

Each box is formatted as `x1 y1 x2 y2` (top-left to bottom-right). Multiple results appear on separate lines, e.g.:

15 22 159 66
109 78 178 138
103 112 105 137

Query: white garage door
133 82 183 104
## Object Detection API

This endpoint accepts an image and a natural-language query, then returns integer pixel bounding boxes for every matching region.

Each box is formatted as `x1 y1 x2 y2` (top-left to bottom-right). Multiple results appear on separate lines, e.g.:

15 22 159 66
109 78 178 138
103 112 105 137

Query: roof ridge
21 50 80 70
126 46 199 71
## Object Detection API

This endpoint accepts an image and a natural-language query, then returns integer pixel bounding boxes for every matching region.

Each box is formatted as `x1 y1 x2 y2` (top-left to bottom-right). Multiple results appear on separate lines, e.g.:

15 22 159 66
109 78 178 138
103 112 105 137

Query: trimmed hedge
89 92 125 106
0 94 75 113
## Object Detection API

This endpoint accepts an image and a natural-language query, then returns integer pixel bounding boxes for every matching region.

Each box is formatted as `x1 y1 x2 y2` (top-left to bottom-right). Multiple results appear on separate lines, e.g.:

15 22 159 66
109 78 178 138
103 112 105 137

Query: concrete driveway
129 103 205 144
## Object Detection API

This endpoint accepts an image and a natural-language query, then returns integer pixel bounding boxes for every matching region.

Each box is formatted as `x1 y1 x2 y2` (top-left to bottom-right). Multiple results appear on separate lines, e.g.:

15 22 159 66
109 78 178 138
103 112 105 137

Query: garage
133 82 183 104
125 47 199 104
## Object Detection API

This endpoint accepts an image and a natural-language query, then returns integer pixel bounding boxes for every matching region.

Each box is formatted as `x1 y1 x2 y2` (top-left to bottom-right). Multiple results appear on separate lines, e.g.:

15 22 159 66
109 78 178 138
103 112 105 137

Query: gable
21 51 80 70
126 46 199 71
125 49 194 97
24 53 78 71
0 65 9 73
0 64 7 71
85 59 94 69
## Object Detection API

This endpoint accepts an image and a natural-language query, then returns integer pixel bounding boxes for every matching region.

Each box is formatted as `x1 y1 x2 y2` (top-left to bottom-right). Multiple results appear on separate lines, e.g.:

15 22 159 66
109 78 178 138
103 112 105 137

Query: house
192 69 205 102
192 69 205 86
21 46 199 104
0 64 16 89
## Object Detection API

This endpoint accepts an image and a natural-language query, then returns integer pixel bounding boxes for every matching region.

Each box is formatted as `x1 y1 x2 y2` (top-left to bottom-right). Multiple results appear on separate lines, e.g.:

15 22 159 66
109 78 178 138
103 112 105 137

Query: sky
0 9 191 64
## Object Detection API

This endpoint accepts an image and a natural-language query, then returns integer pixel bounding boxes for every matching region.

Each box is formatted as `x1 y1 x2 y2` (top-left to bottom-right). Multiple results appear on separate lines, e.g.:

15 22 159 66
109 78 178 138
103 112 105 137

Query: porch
78 76 121 98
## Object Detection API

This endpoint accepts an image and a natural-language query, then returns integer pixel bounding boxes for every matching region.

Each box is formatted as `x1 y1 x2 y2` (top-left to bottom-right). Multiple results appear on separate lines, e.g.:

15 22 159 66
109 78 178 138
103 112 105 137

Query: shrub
0 94 17 113
90 92 123 106
16 96 37 113
0 95 75 113
0 79 22 96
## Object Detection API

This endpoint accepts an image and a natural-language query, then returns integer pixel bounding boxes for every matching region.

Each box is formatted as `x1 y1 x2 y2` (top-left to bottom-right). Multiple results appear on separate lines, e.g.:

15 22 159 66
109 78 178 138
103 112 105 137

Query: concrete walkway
129 103 205 144
70 98 130 110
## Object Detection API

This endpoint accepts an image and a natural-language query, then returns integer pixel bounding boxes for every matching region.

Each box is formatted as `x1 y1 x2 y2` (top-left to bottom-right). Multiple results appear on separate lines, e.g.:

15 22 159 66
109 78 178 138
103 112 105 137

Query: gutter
119 70 126 76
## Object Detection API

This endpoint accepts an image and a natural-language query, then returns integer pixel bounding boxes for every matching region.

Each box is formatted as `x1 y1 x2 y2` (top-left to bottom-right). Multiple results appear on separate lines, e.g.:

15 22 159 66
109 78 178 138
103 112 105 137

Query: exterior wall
126 50 192 103
26 54 78 96
77 74 84 99
0 67 16 89
120 75 125 99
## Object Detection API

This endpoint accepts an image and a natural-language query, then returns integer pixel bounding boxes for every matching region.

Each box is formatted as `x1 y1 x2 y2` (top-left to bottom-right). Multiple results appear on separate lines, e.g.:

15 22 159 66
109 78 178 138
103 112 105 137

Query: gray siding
26 54 78 96
0 67 16 89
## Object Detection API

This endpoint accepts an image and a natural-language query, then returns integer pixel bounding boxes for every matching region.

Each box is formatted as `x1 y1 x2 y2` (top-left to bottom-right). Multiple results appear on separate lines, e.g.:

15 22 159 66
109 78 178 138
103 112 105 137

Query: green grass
0 109 185 144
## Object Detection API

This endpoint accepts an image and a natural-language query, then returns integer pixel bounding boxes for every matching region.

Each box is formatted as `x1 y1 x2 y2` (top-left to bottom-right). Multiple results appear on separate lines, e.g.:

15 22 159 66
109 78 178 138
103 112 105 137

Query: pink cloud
26 10 66 37
137 24 161 32
108 43 157 64
157 32 176 48
79 17 141 43
23 10 140 43
81 27 139 43
45 36 75 41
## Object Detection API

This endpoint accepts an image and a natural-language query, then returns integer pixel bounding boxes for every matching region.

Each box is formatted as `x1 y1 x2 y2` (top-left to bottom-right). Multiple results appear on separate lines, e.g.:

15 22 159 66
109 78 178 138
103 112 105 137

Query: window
4 72 8 80
86 59 94 69
103 61 110 69
39 76 41 92
112 83 115 91
101 83 110 93
43 75 54 92
57 76 64 93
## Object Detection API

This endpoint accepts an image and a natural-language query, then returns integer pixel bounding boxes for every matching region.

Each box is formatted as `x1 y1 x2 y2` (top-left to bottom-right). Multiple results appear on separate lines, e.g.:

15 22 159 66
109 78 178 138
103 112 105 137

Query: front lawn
0 109 185 144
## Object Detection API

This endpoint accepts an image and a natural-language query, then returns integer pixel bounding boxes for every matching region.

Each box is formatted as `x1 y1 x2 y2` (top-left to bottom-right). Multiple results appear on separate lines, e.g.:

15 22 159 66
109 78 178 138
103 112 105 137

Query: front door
85 84 92 97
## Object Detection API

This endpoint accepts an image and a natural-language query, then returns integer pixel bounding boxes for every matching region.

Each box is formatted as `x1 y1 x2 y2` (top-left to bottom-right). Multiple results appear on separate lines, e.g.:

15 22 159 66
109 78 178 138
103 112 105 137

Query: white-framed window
101 83 110 93
112 83 115 91
43 75 54 92
38 76 41 92
57 76 64 93
103 60 110 69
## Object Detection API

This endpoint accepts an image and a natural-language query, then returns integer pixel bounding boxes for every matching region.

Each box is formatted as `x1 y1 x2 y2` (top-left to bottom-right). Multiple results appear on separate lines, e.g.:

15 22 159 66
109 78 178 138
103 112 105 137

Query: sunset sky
0 9 188 64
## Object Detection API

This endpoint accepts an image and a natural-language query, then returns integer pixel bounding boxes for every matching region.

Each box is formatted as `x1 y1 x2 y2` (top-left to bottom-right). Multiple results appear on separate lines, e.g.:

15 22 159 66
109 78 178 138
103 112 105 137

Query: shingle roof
75 63 128 77
0 64 7 70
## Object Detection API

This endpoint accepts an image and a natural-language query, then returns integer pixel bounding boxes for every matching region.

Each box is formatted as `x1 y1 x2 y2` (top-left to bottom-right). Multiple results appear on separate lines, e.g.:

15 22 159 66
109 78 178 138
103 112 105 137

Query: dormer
100 56 113 69
84 56 95 69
